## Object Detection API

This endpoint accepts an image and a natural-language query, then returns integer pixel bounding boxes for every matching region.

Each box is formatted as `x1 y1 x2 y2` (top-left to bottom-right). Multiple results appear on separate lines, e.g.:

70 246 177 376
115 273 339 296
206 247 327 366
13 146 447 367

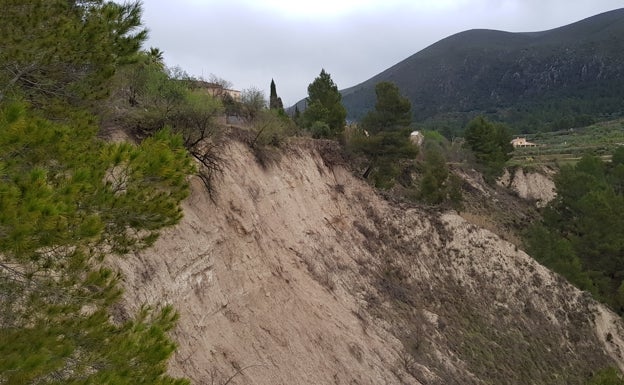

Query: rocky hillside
113 138 624 384
339 8 624 132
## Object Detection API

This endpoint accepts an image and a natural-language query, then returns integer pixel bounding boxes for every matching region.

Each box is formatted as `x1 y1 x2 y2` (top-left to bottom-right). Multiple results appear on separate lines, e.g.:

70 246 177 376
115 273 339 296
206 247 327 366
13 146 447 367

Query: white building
510 137 537 148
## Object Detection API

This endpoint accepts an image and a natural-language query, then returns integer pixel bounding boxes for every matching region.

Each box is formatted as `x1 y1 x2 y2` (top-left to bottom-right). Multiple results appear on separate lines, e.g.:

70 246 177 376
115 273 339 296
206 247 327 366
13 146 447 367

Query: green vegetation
350 128 417 189
238 86 268 122
110 57 225 192
301 69 347 139
248 109 299 168
588 367 624 385
418 145 463 209
349 82 417 188
509 119 624 167
0 103 193 384
3 2 622 383
346 82 464 208
463 116 513 181
359 81 412 134
0 0 146 112
525 149 624 314
0 1 195 383
269 78 285 114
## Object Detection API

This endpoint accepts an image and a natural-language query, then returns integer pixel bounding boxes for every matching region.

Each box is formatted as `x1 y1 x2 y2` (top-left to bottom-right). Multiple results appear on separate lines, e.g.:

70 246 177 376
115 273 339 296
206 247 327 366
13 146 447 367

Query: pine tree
463 116 513 181
302 69 347 138
0 0 147 109
0 2 196 382
360 82 412 134
0 103 193 384
350 81 416 188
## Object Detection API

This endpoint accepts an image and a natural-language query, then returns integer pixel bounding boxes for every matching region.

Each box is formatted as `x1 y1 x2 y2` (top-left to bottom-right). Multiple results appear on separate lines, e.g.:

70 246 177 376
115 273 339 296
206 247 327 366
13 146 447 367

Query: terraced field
509 119 624 167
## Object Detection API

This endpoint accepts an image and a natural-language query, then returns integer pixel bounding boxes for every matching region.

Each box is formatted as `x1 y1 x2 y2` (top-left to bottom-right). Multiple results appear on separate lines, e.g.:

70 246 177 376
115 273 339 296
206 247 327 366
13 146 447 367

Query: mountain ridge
336 8 624 132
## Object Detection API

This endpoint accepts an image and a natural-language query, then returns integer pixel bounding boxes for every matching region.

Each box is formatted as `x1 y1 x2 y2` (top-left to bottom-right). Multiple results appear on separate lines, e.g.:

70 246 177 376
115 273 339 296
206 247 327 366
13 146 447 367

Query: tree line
525 149 624 315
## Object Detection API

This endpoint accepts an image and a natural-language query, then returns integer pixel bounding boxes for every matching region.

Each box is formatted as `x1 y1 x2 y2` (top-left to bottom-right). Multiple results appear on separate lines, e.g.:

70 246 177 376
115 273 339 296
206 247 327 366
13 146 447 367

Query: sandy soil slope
113 139 622 384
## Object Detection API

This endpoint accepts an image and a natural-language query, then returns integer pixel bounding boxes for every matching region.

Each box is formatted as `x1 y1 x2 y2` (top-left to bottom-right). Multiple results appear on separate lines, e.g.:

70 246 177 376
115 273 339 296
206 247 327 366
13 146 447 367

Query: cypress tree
270 79 278 109
269 78 284 112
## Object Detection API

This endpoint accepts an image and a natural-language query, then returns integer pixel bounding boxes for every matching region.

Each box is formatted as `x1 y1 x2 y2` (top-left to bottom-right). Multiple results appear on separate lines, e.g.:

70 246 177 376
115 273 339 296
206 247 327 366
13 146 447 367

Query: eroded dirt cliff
113 139 623 384
499 167 557 207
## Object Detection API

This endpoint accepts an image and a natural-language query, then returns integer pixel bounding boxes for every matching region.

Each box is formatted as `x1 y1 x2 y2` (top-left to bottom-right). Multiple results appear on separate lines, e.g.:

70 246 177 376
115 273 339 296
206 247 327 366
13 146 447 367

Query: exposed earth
111 138 622 384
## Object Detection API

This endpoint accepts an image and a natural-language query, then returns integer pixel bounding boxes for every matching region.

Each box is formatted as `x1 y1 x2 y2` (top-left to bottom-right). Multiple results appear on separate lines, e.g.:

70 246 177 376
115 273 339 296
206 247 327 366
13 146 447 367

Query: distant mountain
339 8 624 133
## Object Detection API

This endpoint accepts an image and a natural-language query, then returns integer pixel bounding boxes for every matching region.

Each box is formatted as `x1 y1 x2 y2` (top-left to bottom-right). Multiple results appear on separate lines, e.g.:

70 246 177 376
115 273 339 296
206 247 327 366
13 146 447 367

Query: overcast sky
142 1 623 106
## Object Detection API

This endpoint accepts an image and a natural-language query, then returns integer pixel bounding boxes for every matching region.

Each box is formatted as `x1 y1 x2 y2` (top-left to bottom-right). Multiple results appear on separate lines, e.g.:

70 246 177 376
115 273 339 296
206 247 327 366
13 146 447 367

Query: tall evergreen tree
269 78 284 113
349 82 417 188
302 69 347 138
270 79 278 109
463 116 513 181
360 81 412 134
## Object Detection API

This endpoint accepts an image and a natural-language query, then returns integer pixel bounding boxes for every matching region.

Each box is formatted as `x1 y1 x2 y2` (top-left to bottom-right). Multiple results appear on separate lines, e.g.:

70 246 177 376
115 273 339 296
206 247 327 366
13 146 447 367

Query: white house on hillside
409 131 424 146
511 137 538 148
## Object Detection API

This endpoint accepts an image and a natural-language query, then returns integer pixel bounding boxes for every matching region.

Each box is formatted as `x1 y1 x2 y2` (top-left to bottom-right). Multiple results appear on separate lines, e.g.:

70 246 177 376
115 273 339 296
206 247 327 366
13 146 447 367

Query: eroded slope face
499 167 557 207
114 140 623 384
